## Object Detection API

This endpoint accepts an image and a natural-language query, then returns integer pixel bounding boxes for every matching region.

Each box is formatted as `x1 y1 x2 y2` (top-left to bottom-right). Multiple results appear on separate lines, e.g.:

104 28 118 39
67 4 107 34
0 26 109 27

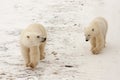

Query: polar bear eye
27 36 30 38
92 28 94 31
37 36 40 38
88 35 90 36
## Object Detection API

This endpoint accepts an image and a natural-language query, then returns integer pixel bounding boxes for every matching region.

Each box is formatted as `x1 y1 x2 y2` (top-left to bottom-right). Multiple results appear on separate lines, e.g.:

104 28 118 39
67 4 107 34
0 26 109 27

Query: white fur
20 24 47 68
84 17 108 54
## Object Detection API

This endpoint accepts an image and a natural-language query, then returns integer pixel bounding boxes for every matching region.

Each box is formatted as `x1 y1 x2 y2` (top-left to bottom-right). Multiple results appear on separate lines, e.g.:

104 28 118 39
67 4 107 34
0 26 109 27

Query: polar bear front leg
40 43 46 60
90 37 96 51
92 35 104 54
29 46 40 68
20 44 30 67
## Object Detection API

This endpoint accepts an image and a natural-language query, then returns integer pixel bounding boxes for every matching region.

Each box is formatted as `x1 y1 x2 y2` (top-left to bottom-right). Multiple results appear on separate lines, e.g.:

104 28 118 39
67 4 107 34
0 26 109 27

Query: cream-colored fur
20 24 47 68
84 17 108 54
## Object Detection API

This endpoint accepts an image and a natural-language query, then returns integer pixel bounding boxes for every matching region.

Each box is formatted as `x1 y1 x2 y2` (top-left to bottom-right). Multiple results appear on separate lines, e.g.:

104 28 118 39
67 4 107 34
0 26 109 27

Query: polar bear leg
40 43 46 60
29 46 39 68
21 45 30 67
90 37 96 51
92 35 104 54
104 34 106 47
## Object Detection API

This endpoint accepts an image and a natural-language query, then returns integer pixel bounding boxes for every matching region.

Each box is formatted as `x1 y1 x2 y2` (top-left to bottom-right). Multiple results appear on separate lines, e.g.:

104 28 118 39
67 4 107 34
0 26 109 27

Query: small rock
55 58 59 60
53 72 58 75
0 73 6 75
74 24 77 26
51 51 57 55
65 65 73 68
81 4 84 6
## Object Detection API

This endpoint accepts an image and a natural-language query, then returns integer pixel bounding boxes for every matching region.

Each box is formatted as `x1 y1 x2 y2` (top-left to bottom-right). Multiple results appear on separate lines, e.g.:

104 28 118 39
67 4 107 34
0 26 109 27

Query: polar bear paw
92 48 99 54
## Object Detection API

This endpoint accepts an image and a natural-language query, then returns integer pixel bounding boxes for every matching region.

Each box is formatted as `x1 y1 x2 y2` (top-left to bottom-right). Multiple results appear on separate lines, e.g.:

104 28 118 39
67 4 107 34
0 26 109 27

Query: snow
0 0 120 80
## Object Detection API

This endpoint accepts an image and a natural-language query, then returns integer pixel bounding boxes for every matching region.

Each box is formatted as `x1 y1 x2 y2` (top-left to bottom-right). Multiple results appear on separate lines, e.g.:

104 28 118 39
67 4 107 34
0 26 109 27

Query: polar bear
84 17 108 54
20 23 47 68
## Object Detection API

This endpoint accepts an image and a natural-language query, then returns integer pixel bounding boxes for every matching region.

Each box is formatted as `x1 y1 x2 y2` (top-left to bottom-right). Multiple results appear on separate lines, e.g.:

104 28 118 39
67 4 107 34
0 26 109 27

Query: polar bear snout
85 37 90 41
41 37 46 42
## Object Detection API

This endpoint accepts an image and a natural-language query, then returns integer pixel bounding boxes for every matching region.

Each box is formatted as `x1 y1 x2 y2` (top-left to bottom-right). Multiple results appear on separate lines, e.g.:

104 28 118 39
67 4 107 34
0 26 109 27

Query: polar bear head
22 32 46 47
84 25 99 41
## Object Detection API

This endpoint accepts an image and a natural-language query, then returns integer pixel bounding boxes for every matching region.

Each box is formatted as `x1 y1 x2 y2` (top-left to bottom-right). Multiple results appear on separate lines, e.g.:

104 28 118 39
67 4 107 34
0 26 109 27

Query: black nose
42 38 46 42
44 38 46 41
86 39 88 41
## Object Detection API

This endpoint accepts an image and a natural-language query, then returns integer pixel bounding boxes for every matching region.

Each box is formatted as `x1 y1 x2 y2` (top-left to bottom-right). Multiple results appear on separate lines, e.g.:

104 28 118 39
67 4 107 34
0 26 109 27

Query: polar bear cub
20 23 47 68
84 17 108 54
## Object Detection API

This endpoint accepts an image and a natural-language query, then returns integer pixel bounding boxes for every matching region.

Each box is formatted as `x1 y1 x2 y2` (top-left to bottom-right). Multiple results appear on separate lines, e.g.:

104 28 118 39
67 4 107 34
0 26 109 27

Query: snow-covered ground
0 0 120 80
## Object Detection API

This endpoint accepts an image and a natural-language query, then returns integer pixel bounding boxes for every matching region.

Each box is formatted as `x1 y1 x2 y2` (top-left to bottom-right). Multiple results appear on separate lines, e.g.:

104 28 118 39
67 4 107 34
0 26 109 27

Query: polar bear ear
92 28 94 31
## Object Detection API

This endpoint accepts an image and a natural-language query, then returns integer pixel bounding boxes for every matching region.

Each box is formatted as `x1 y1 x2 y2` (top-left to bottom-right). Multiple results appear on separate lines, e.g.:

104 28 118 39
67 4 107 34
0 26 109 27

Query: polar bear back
91 17 108 36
